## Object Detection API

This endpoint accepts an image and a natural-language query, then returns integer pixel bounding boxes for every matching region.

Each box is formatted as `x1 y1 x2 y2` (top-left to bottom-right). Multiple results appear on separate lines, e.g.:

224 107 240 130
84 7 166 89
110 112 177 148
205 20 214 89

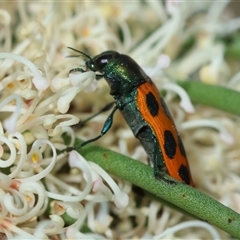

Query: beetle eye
86 51 119 72
95 54 112 70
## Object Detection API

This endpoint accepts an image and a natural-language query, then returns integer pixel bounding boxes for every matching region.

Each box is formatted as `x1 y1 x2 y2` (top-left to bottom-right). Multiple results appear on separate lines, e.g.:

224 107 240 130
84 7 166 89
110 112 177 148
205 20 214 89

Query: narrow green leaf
178 80 240 116
73 139 240 238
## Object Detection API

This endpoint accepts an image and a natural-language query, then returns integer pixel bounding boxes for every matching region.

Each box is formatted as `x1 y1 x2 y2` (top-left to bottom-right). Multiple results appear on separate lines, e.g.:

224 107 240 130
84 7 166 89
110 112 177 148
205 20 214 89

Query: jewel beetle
68 47 194 186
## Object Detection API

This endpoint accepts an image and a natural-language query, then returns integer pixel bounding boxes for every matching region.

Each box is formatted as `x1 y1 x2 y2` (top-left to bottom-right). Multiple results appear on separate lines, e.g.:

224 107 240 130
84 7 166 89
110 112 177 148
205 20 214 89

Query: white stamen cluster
0 1 238 239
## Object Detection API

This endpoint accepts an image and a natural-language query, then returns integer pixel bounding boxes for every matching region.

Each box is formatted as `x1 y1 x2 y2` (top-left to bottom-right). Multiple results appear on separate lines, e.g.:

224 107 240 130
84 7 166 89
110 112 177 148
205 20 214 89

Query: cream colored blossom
0 1 238 239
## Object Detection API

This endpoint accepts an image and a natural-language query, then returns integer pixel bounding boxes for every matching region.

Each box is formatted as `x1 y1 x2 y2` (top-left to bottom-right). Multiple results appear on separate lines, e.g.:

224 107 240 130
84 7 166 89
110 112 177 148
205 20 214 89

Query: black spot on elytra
178 135 187 158
178 164 190 185
146 92 159 117
164 130 176 159
160 97 172 119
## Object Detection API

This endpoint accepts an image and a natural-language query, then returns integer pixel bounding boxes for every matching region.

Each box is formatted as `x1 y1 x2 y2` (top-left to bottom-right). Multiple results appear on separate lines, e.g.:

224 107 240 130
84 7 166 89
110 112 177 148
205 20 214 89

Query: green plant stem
177 80 240 116
73 138 240 238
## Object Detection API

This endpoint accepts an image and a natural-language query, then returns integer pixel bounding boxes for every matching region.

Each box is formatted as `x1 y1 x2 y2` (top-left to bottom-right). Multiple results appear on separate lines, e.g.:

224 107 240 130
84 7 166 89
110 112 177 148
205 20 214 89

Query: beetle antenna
67 47 92 60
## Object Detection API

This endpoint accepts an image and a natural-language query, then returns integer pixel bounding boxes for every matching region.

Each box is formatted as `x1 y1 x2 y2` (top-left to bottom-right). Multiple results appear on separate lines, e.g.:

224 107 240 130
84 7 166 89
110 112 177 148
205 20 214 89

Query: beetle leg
69 67 103 79
137 126 175 184
73 101 115 129
80 105 118 147
96 74 103 80
62 102 116 152
137 126 161 174
63 105 118 152
69 67 85 74
70 105 119 150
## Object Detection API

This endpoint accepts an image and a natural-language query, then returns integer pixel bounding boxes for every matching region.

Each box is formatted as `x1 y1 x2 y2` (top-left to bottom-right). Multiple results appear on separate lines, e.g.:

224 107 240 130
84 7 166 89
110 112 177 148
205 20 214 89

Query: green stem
177 80 240 116
74 139 240 238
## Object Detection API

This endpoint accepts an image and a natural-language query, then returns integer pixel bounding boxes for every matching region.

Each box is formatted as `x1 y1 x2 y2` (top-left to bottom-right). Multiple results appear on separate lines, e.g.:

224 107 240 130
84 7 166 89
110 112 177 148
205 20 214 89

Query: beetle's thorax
102 54 148 96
